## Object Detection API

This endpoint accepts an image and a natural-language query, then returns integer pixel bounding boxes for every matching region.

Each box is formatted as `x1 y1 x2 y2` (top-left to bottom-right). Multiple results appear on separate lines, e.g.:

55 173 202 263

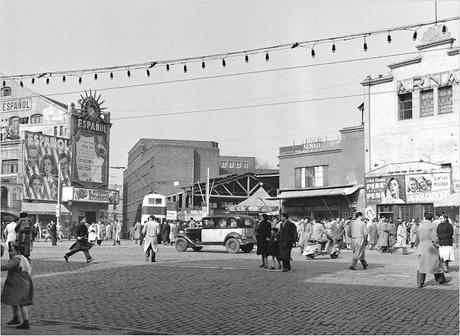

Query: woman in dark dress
268 227 282 269
256 214 272 269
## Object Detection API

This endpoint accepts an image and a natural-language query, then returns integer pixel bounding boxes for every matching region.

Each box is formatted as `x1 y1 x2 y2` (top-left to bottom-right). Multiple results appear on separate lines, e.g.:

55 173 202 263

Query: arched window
9 116 19 127
30 114 43 124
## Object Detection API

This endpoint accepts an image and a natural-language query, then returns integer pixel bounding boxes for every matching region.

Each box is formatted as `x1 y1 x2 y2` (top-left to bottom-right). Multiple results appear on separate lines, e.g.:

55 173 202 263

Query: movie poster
23 131 71 200
365 175 406 204
405 173 451 203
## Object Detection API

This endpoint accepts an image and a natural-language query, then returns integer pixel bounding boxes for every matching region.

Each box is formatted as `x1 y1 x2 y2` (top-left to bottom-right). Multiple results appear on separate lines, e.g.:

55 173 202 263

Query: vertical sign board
23 131 71 200
71 92 111 189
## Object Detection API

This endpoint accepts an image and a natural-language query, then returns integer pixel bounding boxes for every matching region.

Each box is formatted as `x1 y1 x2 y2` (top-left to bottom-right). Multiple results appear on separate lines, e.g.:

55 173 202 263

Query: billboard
23 131 71 201
62 187 119 204
366 172 451 204
71 91 111 189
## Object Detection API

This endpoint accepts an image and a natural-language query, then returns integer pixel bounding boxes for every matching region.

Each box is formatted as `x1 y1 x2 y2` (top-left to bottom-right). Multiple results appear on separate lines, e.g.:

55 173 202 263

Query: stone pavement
1 240 459 335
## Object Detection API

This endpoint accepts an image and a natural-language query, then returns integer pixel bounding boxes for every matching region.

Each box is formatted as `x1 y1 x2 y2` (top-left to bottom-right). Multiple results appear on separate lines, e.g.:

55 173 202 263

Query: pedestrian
169 221 179 245
3 219 17 258
49 220 57 246
255 214 271 269
105 222 112 241
57 222 64 242
453 221 459 248
347 212 368 270
367 218 379 250
88 222 97 244
268 227 282 269
387 220 397 253
133 221 142 245
96 221 104 245
437 214 455 273
112 221 121 246
64 220 94 263
161 221 170 245
343 218 353 250
142 215 160 262
1 243 34 329
331 218 345 250
377 216 390 253
14 213 32 262
297 218 312 255
393 220 409 254
409 219 419 248
278 213 297 272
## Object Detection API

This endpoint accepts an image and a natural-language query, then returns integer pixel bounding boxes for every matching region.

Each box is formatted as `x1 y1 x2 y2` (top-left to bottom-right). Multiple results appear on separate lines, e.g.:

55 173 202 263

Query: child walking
1 244 34 329
268 227 282 270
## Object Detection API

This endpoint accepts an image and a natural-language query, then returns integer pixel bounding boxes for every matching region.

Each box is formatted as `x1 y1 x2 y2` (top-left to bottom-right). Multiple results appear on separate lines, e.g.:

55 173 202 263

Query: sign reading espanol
1 98 32 112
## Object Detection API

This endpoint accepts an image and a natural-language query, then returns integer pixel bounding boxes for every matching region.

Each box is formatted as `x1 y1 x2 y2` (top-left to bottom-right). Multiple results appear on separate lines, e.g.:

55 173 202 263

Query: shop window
19 117 29 124
59 126 63 135
1 87 11 97
229 162 234 168
398 205 416 222
236 162 242 168
9 116 19 127
438 86 452 114
419 89 434 117
243 162 249 169
398 92 412 120
221 161 227 168
295 165 329 188
54 126 57 136
30 114 43 124
2 159 18 174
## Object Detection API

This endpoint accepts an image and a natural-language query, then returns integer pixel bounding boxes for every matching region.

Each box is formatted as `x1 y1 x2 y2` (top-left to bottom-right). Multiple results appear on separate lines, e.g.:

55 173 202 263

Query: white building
361 25 459 221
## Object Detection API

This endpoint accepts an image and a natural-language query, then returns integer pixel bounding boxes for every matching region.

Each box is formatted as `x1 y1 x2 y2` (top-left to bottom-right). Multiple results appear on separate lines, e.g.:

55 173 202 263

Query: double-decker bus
141 193 167 224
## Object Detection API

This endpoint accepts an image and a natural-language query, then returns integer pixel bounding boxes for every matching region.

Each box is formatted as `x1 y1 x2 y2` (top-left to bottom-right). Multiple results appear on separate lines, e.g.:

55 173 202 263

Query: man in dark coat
49 220 57 246
64 220 94 263
255 214 272 268
15 213 32 261
278 213 297 272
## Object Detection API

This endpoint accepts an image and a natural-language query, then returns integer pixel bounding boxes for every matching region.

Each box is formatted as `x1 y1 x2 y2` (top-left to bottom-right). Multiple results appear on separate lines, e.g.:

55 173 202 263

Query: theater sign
62 187 119 204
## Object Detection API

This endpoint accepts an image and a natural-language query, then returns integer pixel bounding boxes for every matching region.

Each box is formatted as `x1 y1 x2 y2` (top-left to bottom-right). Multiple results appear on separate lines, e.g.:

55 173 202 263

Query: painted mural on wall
71 90 111 189
366 172 451 204
23 131 71 200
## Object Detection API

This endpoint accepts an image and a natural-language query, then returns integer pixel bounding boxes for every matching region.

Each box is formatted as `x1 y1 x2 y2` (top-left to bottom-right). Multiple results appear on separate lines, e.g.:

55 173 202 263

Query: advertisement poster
74 132 107 184
365 175 406 204
73 187 119 204
23 131 71 200
405 173 451 203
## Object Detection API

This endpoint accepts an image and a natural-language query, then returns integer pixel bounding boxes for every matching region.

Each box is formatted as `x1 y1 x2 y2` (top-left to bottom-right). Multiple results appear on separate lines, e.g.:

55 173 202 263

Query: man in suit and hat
278 213 297 272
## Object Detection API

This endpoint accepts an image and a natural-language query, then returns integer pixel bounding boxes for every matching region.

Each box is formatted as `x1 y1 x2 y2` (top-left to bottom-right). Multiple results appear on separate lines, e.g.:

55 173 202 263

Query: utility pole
205 167 210 216
56 161 61 228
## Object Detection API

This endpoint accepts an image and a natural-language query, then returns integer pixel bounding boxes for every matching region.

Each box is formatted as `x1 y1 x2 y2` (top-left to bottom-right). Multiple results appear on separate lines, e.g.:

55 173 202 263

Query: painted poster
74 132 107 184
23 131 71 200
405 173 451 203
365 175 406 204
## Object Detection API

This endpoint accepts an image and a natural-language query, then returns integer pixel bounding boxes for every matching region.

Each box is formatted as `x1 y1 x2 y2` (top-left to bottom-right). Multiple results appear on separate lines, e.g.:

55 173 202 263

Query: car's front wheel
192 246 203 252
241 244 254 253
175 237 188 252
225 238 240 253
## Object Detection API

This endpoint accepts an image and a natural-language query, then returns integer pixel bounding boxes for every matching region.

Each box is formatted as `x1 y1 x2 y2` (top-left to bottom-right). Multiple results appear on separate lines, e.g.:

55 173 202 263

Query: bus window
230 219 237 228
218 219 227 227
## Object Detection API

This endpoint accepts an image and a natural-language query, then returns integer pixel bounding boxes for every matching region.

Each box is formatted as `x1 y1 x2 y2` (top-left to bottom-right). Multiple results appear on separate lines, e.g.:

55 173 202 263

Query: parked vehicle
302 239 340 259
175 215 256 253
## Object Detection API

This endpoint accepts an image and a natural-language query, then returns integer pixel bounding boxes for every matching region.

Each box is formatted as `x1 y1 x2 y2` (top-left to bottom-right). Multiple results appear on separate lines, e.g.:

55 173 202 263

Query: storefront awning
267 186 361 200
21 202 70 215
434 193 460 207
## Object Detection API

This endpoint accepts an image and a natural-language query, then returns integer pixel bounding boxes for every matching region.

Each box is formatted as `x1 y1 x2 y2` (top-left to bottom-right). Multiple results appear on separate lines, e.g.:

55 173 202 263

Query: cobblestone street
1 240 459 335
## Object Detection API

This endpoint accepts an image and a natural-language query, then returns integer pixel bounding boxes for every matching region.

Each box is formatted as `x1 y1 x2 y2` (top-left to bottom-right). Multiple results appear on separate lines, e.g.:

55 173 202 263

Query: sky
1 0 459 186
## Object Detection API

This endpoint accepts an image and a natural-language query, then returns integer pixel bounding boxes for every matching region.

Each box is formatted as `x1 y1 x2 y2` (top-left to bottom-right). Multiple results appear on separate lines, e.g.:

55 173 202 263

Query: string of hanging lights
0 17 457 85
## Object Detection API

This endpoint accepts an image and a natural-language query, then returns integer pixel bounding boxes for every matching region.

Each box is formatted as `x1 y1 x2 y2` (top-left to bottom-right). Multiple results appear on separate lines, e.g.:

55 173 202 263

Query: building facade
219 155 256 175
1 81 118 234
123 139 220 227
277 125 365 220
361 25 459 221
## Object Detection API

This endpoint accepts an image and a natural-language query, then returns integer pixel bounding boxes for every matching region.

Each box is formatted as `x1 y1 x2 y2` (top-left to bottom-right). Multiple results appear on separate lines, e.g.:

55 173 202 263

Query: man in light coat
142 215 160 262
416 212 448 288
347 212 368 270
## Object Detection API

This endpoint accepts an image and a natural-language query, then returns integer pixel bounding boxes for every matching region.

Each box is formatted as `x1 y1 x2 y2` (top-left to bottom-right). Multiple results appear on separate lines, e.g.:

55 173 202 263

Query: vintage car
175 215 256 253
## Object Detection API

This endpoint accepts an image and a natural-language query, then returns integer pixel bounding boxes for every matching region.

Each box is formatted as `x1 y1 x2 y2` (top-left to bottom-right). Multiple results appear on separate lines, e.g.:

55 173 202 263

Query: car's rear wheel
175 237 188 252
192 246 203 252
306 254 315 260
241 244 254 253
225 238 240 253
